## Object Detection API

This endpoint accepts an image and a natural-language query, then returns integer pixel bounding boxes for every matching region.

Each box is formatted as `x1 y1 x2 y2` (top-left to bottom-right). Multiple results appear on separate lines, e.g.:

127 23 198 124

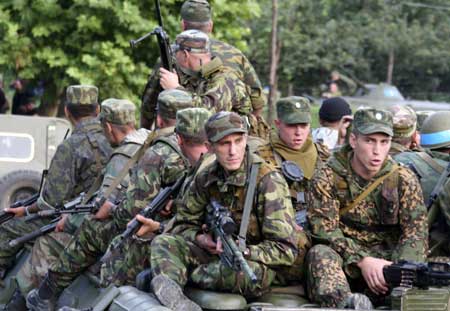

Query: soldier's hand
55 215 68 232
357 256 392 295
159 199 173 217
160 68 180 90
337 115 353 145
94 201 114 220
5 206 26 218
196 233 221 255
134 214 161 237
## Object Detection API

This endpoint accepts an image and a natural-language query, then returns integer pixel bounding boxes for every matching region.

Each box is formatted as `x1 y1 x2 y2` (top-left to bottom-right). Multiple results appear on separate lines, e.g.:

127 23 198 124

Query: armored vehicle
0 115 71 209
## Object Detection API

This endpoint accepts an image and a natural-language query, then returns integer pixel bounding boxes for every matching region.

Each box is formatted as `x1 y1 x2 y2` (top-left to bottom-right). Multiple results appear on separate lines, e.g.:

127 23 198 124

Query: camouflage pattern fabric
46 132 188 292
99 98 136 125
387 105 417 138
14 129 149 296
306 145 428 307
175 30 210 53
66 85 98 105
180 0 211 22
176 107 211 140
389 141 411 156
157 89 193 120
0 118 112 270
151 152 298 296
352 108 393 137
205 111 247 143
140 38 265 128
276 96 311 124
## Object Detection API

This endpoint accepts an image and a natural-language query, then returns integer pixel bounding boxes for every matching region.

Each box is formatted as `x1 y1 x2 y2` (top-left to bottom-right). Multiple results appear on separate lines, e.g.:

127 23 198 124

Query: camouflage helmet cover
175 30 210 54
205 111 247 143
66 85 98 105
352 108 394 137
157 89 193 120
100 98 136 125
387 105 417 138
420 111 450 149
180 0 211 23
276 96 311 124
176 107 211 140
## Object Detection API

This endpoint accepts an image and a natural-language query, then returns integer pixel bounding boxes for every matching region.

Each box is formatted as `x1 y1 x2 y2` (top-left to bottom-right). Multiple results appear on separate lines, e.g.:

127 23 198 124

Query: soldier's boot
151 274 202 311
3 288 27 311
345 293 374 310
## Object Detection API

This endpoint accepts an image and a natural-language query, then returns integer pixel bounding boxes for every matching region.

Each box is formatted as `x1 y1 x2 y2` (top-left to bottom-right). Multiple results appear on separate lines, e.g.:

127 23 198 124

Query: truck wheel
0 170 41 210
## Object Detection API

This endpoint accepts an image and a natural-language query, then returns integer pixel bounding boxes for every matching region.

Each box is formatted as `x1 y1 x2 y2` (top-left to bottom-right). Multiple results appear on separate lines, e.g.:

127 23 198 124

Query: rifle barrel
8 223 57 248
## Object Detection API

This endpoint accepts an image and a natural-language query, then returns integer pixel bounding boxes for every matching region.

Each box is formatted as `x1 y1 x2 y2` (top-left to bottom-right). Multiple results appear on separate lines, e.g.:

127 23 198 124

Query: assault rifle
129 0 174 72
208 200 258 284
0 169 48 225
105 174 186 256
383 260 450 289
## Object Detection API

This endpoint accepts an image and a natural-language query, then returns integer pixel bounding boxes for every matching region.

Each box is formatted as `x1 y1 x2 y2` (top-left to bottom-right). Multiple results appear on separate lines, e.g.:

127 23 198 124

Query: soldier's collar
200 57 222 78
204 157 247 189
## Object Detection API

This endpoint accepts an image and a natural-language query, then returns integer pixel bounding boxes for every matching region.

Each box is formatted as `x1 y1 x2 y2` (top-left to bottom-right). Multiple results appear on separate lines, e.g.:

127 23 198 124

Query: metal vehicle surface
0 115 71 209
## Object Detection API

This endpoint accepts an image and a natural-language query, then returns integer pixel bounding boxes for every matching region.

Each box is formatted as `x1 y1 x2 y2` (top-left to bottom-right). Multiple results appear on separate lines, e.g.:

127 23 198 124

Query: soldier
0 85 112 278
25 89 200 311
394 112 450 258
100 107 211 288
387 105 421 155
150 111 298 311
141 0 265 129
159 29 252 118
256 96 329 282
306 108 428 309
4 99 147 310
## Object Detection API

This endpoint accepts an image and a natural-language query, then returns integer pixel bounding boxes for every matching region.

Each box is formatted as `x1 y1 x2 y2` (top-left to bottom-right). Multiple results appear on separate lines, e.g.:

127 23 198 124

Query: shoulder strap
339 165 401 216
416 152 445 174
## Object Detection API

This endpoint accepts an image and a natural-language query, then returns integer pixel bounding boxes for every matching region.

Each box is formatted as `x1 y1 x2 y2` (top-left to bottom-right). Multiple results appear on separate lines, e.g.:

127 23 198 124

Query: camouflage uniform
306 108 428 308
387 105 420 156
0 85 112 272
27 90 193 308
256 97 329 282
151 112 298 297
15 99 147 296
140 0 265 129
100 108 211 287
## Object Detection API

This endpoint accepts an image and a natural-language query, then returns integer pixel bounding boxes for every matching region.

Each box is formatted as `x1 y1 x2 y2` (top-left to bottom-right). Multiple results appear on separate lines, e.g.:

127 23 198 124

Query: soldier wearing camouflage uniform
26 89 196 311
0 85 112 278
160 30 252 119
394 112 450 258
387 105 421 155
150 111 298 311
4 99 148 310
100 107 210 287
306 108 428 309
141 0 266 130
256 96 329 282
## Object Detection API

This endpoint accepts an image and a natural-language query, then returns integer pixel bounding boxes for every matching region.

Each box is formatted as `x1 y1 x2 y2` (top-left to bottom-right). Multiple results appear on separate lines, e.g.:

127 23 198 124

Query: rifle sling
416 152 445 174
339 165 400 217
238 162 260 252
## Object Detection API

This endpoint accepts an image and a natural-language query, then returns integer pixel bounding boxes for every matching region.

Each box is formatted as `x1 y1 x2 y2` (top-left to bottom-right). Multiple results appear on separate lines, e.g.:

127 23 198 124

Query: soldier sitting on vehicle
149 111 298 311
306 108 428 309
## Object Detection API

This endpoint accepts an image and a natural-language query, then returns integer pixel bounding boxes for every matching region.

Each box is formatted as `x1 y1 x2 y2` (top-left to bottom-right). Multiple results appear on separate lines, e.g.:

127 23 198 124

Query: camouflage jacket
140 38 263 128
177 57 252 117
37 117 112 210
173 152 298 267
309 144 428 269
113 129 189 229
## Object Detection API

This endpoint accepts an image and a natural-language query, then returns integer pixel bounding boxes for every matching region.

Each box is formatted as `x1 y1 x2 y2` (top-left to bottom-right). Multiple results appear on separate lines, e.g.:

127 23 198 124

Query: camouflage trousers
100 234 154 287
16 232 72 295
151 233 278 297
306 244 351 308
0 217 50 269
48 216 120 291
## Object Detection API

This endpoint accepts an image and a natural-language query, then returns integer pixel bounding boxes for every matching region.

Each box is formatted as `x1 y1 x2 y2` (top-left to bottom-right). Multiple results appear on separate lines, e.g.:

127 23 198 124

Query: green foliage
0 0 259 114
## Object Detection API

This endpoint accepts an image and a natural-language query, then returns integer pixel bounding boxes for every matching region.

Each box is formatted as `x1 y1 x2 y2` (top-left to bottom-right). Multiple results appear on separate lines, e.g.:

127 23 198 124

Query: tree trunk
386 49 394 85
38 80 62 117
268 0 280 125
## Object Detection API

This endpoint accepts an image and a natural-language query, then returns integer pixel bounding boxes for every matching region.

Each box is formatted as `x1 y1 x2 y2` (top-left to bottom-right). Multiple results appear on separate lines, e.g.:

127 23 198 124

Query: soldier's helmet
420 111 450 150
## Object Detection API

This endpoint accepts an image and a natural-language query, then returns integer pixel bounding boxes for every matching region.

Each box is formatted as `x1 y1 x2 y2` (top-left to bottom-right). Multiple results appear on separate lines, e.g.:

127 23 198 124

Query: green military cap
66 85 98 105
176 107 211 140
387 105 417 138
175 30 210 54
157 89 193 120
100 98 136 125
276 96 311 124
353 108 393 136
180 0 211 23
205 111 247 143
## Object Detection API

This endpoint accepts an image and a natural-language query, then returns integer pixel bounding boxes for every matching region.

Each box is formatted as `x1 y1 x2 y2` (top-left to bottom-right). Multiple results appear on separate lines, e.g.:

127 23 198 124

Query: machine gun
383 260 450 289
207 200 258 284
103 175 186 259
130 0 174 72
